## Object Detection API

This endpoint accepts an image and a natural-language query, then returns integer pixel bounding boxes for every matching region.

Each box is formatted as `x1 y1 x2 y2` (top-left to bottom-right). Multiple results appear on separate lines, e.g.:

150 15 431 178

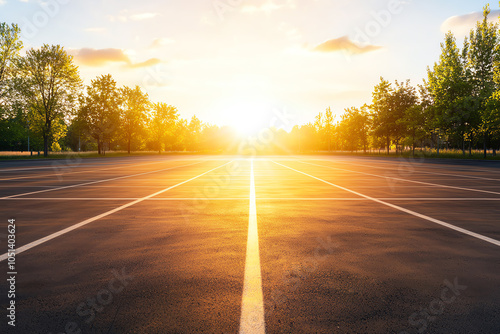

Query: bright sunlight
222 98 274 137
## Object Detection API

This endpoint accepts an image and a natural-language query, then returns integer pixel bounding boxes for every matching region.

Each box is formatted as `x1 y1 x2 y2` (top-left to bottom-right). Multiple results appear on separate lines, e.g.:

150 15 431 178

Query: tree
468 5 498 98
78 74 121 155
299 123 318 152
467 5 499 157
0 23 24 151
172 118 188 151
314 112 324 149
427 31 473 154
120 86 149 154
200 124 221 152
391 81 418 152
400 104 426 156
324 107 335 151
371 78 418 154
483 91 500 154
150 102 178 153
186 115 202 151
371 77 393 154
338 105 371 153
371 79 418 154
314 110 335 151
0 23 22 101
15 44 81 157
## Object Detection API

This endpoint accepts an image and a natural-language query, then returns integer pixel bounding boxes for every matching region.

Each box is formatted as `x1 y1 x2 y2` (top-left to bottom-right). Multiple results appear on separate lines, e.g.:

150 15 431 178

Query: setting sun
221 97 274 137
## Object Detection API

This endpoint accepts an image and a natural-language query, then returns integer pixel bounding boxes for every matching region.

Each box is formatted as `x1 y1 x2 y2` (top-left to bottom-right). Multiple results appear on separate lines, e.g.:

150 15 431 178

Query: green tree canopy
0 23 22 87
150 102 179 153
121 86 150 154
14 44 81 156
78 74 121 155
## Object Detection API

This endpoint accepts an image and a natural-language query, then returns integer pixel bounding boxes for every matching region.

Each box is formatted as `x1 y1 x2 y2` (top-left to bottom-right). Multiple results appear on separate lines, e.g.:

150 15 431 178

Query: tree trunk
412 133 416 157
484 133 488 159
437 135 440 156
386 136 390 155
468 139 472 156
462 136 465 156
128 138 131 154
97 141 101 155
43 135 49 157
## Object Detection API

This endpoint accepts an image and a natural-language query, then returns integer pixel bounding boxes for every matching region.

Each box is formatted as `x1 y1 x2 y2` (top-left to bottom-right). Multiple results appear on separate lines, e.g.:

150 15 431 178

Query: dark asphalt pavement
0 155 499 333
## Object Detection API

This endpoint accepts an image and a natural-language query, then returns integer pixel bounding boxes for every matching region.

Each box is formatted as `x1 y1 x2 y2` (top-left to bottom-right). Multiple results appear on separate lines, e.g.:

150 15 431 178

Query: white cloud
441 9 500 36
313 36 382 55
69 47 161 69
107 11 160 23
149 38 175 49
241 0 296 15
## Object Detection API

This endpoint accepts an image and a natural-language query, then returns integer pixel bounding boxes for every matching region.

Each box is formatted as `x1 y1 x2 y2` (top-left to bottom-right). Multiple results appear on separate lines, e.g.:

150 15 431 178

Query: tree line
311 5 500 158
1 5 500 157
0 23 238 157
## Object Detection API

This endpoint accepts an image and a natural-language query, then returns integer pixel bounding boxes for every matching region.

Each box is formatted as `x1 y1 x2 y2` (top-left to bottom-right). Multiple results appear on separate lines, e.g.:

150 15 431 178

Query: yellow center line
239 159 266 334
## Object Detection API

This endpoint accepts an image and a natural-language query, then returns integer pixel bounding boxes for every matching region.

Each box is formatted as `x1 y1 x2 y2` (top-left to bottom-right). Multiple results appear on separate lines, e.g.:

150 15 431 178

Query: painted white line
307 156 500 175
321 159 500 182
334 157 500 175
240 159 265 334
297 161 500 197
0 160 169 181
0 161 234 262
1 198 251 201
0 161 205 199
273 161 500 248
0 161 138 173
5 197 500 201
0 164 102 173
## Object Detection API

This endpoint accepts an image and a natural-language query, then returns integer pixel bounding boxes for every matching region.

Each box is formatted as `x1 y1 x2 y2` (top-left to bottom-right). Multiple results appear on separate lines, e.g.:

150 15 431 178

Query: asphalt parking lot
1 155 499 333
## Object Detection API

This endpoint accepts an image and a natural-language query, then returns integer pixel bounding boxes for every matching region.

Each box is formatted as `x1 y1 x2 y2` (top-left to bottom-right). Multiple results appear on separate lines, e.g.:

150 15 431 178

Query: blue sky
1 0 497 131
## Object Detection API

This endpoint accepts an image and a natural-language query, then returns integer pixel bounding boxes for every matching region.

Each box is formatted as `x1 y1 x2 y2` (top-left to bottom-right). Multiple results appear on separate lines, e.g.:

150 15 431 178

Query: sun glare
223 99 273 137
